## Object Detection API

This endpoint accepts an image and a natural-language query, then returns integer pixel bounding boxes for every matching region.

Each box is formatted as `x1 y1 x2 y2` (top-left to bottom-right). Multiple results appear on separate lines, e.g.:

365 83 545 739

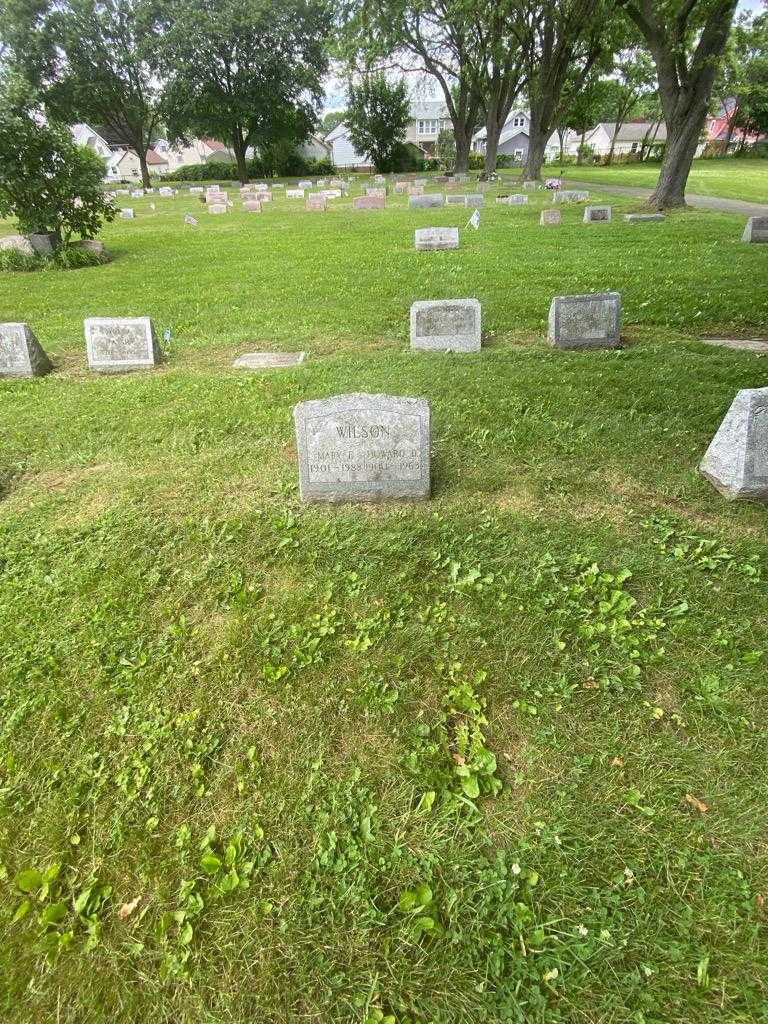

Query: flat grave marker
353 195 385 210
742 216 768 243
624 213 665 223
414 227 460 251
540 209 562 226
233 352 305 369
584 205 612 223
409 194 445 209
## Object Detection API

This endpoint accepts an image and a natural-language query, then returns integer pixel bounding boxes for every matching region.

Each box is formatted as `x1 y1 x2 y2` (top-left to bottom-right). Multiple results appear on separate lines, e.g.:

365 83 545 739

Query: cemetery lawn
547 157 768 204
1 186 768 1024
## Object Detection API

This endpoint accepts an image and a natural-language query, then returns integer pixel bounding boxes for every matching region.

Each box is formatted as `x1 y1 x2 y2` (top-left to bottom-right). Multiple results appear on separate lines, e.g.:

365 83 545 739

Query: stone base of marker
584 205 611 223
415 227 459 251
233 352 305 369
742 216 768 243
294 393 431 503
624 213 665 223
0 323 53 378
701 337 768 353
548 292 621 350
353 195 385 210
540 209 562 226
410 299 481 353
700 388 768 501
84 317 161 373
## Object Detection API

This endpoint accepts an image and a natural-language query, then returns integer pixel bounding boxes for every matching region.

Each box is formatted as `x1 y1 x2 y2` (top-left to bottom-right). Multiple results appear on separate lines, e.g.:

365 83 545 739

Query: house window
630 142 638 153
512 116 525 128
514 148 524 161
418 119 439 136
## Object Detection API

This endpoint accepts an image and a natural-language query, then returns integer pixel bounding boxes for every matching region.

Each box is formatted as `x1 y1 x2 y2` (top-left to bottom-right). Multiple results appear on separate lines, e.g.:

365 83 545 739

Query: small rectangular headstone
445 195 466 206
464 194 483 207
414 227 459 251
522 180 540 191
208 203 227 214
298 180 313 189
366 187 386 198
84 317 161 372
408 194 445 209
120 208 135 219
286 188 305 199
306 194 327 211
254 191 272 202
407 186 425 197
294 393 431 503
189 187 204 194
242 200 262 212
316 179 327 187
353 195 385 210
540 209 562 226
323 189 342 199
0 322 53 378
584 205 612 223
742 216 768 243
548 292 621 350
554 190 589 203
131 190 144 198
700 387 768 500
410 299 481 352
394 182 407 194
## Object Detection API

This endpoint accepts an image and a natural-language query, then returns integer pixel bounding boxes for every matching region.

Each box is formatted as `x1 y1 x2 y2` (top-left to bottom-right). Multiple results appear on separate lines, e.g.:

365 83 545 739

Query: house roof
94 125 135 149
473 110 529 142
201 138 228 153
325 122 349 142
146 148 167 165
410 100 450 120
591 121 667 143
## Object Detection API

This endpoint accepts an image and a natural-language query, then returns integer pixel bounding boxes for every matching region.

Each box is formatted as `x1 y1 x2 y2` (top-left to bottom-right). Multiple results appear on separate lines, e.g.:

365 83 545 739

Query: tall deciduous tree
712 12 768 153
346 72 410 169
474 0 528 178
338 0 485 172
617 0 738 208
601 50 656 163
522 0 614 181
155 0 331 184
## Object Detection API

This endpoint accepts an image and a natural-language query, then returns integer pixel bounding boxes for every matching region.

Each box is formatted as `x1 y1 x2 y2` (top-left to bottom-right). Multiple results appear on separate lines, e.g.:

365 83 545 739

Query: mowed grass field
1 178 768 1024
544 157 768 204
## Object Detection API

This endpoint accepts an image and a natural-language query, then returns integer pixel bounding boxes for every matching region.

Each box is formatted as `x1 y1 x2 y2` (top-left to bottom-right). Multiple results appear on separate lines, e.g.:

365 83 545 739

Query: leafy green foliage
346 73 410 172
0 72 115 240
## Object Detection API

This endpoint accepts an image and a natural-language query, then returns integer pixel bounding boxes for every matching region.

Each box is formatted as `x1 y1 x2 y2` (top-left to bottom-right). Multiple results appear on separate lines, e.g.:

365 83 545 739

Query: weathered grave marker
548 292 621 349
84 317 161 372
583 205 612 223
306 194 327 211
540 209 562 226
497 194 528 205
120 208 135 219
208 203 227 214
242 200 262 212
0 323 53 378
414 227 460 251
233 352 305 369
742 216 768 243
294 393 431 503
624 213 665 223
700 388 768 500
408 194 445 209
353 195 385 210
410 299 481 352
286 188 305 199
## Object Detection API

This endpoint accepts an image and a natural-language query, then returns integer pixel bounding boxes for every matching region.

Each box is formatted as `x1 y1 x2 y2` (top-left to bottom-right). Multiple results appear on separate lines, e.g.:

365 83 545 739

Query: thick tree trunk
483 130 500 177
138 151 151 190
648 116 702 208
454 123 473 173
232 131 249 184
576 129 587 164
523 123 547 181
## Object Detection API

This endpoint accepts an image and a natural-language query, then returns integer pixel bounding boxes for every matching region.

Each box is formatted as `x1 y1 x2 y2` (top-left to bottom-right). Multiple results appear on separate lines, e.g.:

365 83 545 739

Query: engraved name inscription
305 411 422 483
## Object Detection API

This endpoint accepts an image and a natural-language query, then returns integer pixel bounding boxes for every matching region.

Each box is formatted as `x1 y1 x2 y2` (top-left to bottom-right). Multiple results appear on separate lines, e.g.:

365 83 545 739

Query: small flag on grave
184 214 198 226
467 209 480 230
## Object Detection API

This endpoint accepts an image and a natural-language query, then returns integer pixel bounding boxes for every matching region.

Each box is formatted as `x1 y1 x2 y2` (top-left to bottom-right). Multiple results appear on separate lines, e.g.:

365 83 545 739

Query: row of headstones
2 316 764 503
293 387 768 503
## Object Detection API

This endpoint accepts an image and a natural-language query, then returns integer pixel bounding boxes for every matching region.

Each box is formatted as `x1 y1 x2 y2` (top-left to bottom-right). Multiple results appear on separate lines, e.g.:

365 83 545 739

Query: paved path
563 179 768 217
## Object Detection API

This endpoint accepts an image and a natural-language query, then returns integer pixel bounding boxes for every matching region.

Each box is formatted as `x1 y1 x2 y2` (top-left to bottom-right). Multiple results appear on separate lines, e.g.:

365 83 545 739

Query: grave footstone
120 208 135 219
410 299 481 353
700 388 768 501
353 195 385 210
233 352 305 369
553 190 589 203
445 195 466 206
522 180 540 191
548 292 621 350
584 205 612 223
414 227 460 251
242 200 262 212
742 216 768 243
254 191 272 202
0 323 53 378
407 186 425 197
700 337 768 353
464 194 483 207
84 317 161 372
540 209 562 226
366 187 386 199
409 194 445 209
298 180 313 189
497 194 528 205
306 194 327 211
624 213 664 223
286 188 305 199
294 393 431 503
208 203 227 214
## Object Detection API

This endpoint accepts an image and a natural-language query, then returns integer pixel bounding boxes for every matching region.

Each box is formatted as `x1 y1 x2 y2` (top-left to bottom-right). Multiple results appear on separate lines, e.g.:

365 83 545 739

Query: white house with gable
325 122 371 169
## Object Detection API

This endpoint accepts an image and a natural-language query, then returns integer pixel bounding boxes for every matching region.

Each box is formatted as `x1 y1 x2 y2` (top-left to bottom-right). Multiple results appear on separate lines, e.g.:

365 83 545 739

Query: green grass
538 157 768 204
1 179 768 1023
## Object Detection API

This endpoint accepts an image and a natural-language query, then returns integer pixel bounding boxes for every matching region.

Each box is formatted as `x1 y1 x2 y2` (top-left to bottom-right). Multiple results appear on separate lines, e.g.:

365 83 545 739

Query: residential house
472 109 531 163
405 101 453 156
153 138 235 171
299 133 333 162
706 99 766 150
325 122 371 169
570 121 669 158
71 122 168 181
